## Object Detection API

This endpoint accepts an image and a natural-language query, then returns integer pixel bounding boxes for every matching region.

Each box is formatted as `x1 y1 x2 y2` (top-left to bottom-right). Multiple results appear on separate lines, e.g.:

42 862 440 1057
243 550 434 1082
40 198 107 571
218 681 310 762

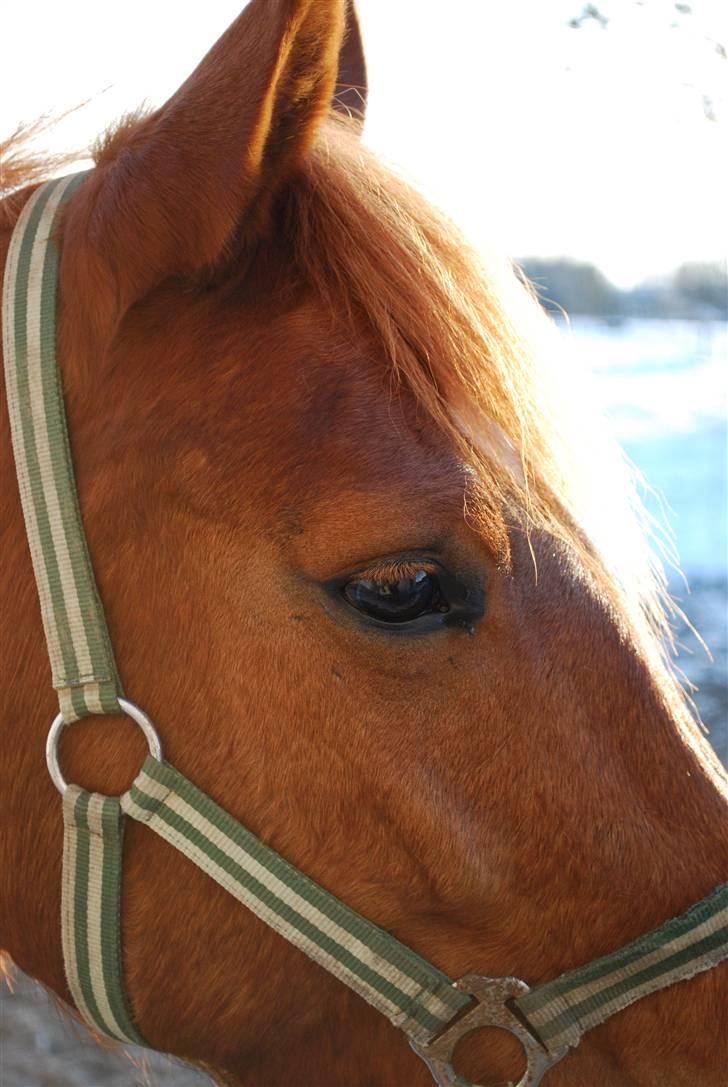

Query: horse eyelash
350 559 440 585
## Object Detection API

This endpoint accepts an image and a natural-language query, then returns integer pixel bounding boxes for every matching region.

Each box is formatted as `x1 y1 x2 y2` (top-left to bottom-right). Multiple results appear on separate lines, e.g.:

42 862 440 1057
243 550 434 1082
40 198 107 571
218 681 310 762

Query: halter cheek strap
4 173 728 1087
61 786 146 1045
2 172 123 723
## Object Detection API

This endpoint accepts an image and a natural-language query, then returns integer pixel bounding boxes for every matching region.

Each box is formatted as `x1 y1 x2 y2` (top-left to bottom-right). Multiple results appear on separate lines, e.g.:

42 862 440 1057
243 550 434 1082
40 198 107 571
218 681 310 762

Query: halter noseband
4 173 727 1087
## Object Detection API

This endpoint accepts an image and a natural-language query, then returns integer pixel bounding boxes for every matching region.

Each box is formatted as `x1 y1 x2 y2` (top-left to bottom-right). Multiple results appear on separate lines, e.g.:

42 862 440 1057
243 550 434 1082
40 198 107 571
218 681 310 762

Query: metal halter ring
46 697 163 795
410 976 567 1087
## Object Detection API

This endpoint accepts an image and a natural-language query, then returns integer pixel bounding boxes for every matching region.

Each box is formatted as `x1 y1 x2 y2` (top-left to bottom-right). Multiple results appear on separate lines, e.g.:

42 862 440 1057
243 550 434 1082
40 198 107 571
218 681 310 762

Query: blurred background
1 1 726 1084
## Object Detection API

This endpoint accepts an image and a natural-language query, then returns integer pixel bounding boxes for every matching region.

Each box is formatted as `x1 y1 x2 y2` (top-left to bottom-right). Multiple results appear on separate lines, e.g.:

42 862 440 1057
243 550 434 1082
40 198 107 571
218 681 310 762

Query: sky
2 0 726 288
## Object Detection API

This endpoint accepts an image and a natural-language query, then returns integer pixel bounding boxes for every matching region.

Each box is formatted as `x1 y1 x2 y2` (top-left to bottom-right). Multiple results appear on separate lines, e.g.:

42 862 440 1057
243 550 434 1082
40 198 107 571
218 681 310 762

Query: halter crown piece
3 173 727 1087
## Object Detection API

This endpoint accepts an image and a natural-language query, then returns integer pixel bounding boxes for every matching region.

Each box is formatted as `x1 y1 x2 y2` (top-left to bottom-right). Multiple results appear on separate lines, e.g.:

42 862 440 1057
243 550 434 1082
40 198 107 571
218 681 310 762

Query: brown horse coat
1 2 726 1084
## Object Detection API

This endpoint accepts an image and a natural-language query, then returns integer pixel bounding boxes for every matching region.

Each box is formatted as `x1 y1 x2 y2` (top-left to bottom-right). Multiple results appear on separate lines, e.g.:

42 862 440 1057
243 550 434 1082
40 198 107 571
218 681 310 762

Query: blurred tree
519 258 728 319
568 1 726 122
568 3 610 29
520 258 622 317
673 261 728 316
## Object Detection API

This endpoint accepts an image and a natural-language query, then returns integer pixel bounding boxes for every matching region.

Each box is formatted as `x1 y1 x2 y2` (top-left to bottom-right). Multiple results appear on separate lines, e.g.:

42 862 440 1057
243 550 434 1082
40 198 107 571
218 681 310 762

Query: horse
1 1 726 1085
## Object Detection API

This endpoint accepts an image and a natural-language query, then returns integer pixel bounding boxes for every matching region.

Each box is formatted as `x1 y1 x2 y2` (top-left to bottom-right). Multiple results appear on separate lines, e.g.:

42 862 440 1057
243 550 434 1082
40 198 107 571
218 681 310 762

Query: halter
4 173 727 1087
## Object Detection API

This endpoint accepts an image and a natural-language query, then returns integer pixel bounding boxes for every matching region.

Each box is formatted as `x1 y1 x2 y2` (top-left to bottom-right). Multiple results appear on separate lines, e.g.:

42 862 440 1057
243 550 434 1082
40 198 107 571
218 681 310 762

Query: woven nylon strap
61 756 468 1045
125 757 468 1042
4 173 728 1081
514 880 728 1052
62 788 146 1045
62 752 728 1056
2 172 122 723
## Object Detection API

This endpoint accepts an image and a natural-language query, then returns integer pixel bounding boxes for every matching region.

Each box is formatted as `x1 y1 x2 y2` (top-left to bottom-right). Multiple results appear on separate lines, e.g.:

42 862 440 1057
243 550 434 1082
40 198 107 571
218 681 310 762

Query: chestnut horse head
1 2 726 1084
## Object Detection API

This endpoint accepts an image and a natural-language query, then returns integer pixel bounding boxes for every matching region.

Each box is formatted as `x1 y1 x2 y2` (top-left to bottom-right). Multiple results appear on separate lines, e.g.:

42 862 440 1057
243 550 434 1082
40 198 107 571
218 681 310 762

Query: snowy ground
0 971 209 1087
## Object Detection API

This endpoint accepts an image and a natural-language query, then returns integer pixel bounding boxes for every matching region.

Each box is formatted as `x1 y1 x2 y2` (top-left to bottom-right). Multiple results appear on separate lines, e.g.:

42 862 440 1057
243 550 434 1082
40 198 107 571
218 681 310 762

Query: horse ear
332 1 367 125
65 0 348 318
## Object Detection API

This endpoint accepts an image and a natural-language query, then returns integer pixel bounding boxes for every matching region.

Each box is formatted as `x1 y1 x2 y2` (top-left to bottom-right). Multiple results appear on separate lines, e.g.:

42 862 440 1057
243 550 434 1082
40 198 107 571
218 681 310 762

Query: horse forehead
303 368 461 480
210 293 464 494
276 374 467 562
219 307 470 556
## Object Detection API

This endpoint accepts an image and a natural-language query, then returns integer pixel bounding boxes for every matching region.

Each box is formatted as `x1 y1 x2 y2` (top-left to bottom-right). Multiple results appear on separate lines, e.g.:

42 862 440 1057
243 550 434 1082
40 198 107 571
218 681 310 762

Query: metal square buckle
410 976 567 1087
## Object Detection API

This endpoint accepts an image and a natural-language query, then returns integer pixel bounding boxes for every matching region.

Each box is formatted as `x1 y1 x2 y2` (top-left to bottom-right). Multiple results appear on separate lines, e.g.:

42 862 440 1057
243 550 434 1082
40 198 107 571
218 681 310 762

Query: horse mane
0 119 82 226
0 112 688 711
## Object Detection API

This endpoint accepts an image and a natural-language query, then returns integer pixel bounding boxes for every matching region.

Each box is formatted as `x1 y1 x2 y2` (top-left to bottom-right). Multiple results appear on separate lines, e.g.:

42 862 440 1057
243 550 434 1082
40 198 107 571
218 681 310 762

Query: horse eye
342 569 448 624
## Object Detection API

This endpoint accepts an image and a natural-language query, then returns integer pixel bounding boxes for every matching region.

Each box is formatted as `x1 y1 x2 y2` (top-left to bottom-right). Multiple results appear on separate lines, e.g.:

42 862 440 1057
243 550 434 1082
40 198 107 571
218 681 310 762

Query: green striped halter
3 173 727 1087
